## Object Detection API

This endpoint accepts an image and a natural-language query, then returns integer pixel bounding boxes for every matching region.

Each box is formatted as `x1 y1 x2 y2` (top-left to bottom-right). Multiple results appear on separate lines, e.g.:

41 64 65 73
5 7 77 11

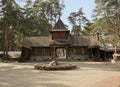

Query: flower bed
34 62 76 71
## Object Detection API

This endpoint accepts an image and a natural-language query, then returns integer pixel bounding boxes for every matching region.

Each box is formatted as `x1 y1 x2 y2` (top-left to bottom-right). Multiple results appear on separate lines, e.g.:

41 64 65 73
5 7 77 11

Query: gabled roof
71 35 100 47
21 36 72 48
21 19 100 48
53 18 66 29
50 19 69 32
50 35 72 45
21 36 51 48
21 34 100 48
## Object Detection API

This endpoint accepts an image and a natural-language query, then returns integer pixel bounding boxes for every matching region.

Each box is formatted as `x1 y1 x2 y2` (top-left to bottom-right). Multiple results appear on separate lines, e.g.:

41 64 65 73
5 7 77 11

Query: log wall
52 31 69 40
31 47 51 56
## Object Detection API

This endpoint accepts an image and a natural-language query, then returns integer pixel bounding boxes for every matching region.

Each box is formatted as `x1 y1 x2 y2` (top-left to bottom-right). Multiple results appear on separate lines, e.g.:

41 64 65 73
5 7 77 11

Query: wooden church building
20 19 101 62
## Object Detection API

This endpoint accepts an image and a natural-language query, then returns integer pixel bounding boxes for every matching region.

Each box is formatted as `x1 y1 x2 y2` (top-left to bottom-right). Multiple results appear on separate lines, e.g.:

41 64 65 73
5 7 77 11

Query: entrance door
91 47 100 61
56 48 66 58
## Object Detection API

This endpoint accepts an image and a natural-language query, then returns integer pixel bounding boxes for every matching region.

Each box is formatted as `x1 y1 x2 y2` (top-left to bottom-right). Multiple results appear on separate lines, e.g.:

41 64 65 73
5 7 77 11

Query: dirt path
91 76 120 87
0 62 120 87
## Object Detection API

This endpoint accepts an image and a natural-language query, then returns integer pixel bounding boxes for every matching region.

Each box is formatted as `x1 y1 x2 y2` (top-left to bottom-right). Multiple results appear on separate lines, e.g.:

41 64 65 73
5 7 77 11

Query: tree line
0 0 120 52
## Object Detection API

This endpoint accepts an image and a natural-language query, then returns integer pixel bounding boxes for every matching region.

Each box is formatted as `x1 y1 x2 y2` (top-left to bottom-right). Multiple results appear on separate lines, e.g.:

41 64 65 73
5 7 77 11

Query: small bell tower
50 19 69 40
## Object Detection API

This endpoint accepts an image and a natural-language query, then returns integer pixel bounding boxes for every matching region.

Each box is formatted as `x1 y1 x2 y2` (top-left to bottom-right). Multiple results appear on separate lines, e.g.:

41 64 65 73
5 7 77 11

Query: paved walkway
0 62 120 87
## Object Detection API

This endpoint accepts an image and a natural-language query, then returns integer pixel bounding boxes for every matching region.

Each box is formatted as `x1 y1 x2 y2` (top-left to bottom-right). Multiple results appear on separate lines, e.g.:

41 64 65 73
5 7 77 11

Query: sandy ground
0 51 21 58
0 62 120 87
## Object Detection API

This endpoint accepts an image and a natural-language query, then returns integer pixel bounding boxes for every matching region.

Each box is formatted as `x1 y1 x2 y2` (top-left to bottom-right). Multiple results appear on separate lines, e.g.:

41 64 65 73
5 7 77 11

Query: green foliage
68 8 89 26
71 25 81 35
0 0 22 51
0 0 65 51
82 22 95 34
93 0 120 46
68 8 89 35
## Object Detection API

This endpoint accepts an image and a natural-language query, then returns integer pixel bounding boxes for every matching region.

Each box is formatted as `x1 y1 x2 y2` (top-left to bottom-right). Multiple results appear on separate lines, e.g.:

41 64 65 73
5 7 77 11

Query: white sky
61 0 96 29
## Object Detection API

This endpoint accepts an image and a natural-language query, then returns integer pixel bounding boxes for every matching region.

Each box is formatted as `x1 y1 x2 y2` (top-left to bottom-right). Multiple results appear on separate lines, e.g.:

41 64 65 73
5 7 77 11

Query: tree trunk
3 28 9 59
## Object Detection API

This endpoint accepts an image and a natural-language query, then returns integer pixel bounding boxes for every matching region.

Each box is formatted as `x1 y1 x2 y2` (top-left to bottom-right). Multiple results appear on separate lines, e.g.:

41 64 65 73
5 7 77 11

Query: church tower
50 19 70 40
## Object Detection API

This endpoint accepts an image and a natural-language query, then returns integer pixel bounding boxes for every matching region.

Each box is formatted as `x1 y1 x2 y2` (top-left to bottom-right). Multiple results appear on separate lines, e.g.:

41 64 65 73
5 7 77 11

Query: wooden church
20 19 101 62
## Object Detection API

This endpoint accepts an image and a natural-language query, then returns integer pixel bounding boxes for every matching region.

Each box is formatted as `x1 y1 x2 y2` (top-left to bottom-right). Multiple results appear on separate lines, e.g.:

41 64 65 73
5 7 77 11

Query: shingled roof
50 19 69 32
54 18 66 29
21 36 51 48
21 35 72 48
21 35 100 48
71 35 100 47
21 19 100 48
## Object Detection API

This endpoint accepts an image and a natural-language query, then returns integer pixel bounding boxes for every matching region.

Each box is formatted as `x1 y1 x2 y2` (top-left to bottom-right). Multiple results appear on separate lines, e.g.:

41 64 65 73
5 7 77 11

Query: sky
61 0 96 29
16 0 96 29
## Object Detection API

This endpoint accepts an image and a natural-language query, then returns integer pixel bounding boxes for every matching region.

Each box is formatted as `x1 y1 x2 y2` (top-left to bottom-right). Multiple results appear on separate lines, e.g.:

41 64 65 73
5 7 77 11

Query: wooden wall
69 46 89 55
20 46 91 61
51 31 69 40
20 47 31 62
31 47 51 56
